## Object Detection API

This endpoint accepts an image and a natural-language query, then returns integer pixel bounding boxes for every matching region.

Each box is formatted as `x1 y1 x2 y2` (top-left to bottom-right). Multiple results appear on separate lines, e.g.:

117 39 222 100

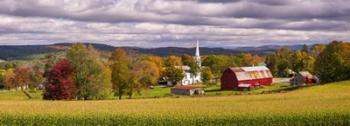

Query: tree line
0 43 264 100
1 41 349 100
265 41 350 83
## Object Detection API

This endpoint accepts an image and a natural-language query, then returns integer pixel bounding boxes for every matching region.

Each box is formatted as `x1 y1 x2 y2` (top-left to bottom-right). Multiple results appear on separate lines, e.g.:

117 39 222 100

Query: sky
0 0 349 48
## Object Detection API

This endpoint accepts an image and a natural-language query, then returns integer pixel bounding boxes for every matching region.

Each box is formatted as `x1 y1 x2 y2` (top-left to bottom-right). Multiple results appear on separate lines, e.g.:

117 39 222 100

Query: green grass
0 90 42 100
0 80 350 125
0 83 315 100
204 83 290 95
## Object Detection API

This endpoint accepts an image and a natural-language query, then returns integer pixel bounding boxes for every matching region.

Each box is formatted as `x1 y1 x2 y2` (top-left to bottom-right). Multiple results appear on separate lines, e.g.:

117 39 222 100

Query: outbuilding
290 71 318 86
220 66 273 90
171 86 204 95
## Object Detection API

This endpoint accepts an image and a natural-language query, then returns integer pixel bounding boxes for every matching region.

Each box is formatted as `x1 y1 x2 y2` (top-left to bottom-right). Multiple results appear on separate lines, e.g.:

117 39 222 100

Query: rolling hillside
0 43 305 60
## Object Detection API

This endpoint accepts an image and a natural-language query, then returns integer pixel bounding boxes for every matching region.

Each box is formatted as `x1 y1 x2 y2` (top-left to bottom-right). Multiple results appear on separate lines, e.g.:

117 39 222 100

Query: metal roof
229 66 273 81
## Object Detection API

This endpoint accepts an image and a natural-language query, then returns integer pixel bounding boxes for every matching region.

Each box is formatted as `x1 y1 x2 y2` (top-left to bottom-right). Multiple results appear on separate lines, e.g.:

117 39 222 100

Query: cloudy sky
0 0 349 48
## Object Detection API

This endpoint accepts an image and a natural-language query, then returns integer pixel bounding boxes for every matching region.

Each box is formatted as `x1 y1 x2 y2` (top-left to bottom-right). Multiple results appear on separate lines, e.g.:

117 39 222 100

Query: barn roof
228 66 273 81
298 71 313 78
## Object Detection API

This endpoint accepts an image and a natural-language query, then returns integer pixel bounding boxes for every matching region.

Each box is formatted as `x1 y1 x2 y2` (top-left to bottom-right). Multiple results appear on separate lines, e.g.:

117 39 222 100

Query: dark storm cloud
0 0 349 29
197 0 241 3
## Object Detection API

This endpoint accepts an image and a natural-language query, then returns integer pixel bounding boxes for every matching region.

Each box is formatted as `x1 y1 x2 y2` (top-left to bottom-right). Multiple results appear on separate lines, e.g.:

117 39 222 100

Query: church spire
195 40 201 67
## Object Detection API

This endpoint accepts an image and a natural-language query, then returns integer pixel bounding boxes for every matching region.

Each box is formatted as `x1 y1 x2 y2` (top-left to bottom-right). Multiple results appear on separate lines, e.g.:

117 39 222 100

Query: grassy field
0 81 350 125
0 83 289 100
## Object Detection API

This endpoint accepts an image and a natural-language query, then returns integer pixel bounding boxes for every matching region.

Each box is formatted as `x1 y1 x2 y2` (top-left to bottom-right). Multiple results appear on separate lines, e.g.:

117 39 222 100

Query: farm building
171 86 204 95
221 66 273 90
167 41 202 86
290 71 319 86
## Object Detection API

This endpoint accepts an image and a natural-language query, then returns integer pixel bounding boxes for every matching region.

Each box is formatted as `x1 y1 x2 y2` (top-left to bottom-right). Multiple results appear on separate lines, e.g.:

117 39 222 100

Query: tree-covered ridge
0 43 307 60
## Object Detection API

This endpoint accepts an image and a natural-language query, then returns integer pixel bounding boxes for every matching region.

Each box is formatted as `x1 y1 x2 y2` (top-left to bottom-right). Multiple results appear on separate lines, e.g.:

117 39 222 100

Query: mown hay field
1 81 350 125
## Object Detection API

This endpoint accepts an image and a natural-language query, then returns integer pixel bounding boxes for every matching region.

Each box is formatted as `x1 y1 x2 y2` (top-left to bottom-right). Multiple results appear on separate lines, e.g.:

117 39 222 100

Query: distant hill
0 45 59 60
0 43 305 60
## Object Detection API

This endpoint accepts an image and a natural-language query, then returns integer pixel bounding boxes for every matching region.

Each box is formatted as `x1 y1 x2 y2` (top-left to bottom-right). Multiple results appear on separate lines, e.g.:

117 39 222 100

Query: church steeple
195 40 201 67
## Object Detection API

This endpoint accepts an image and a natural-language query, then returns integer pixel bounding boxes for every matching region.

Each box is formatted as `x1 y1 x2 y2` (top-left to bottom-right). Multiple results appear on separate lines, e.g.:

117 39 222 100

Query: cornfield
1 80 350 125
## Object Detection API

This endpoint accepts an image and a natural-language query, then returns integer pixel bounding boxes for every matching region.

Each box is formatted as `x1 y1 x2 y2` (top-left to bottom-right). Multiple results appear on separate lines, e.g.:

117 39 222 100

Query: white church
168 41 202 85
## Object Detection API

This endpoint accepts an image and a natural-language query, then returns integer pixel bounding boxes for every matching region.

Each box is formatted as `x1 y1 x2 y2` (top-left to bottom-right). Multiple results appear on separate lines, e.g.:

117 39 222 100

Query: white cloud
0 0 349 47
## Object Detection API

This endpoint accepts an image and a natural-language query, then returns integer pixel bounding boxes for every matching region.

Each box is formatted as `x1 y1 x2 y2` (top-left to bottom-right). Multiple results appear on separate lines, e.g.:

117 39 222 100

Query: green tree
265 54 278 76
110 48 131 100
202 55 227 79
28 65 45 89
181 54 200 82
201 67 214 85
290 51 304 72
43 55 60 78
3 68 15 89
144 56 163 77
164 55 184 85
164 66 184 85
0 69 5 88
265 48 292 77
165 55 182 67
67 43 107 100
98 65 113 99
181 54 193 66
301 44 309 53
311 44 326 56
314 41 350 83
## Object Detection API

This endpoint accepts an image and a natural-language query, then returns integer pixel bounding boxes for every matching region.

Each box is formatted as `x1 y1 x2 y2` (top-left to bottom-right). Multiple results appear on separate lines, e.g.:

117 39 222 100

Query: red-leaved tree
43 59 76 100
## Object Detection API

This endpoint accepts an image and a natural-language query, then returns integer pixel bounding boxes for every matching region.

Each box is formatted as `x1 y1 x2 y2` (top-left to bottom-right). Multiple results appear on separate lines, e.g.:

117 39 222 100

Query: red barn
221 66 273 90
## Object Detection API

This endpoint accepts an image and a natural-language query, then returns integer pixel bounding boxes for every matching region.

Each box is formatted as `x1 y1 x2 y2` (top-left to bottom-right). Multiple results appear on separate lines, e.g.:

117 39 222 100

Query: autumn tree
110 48 131 100
311 44 326 56
67 43 109 100
3 69 15 89
12 67 31 90
181 54 200 82
124 60 159 98
165 55 182 66
43 59 76 100
265 48 293 77
265 54 278 76
301 44 309 53
133 60 160 86
28 65 45 89
164 55 184 85
44 54 61 78
240 53 264 66
314 41 350 83
201 67 214 85
202 55 227 79
182 54 193 66
144 56 163 77
0 69 6 88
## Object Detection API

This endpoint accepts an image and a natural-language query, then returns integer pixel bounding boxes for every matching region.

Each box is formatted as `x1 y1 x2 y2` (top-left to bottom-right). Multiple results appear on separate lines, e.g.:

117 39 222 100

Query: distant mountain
0 43 306 60
233 45 304 52
0 45 59 60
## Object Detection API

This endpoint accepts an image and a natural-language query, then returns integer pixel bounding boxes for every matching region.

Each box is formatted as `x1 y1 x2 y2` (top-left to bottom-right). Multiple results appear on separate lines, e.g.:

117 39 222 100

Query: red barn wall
238 78 273 86
221 69 273 90
221 69 238 90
